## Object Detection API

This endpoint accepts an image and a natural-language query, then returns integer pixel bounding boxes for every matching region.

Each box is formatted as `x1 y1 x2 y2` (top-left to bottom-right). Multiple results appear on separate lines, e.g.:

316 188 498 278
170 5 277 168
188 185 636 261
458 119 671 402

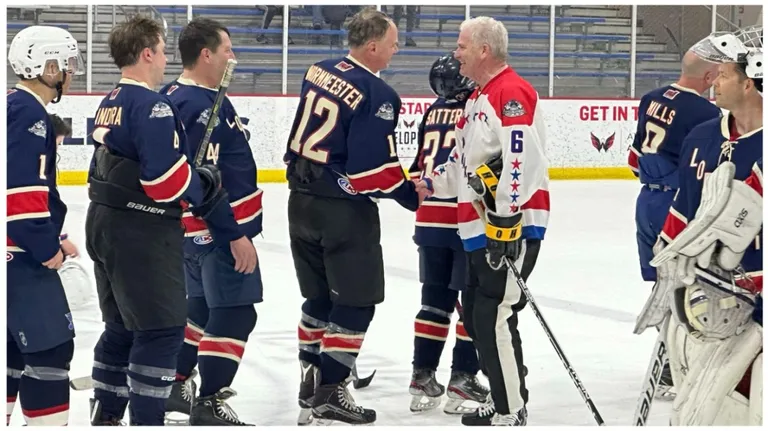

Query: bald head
681 50 717 78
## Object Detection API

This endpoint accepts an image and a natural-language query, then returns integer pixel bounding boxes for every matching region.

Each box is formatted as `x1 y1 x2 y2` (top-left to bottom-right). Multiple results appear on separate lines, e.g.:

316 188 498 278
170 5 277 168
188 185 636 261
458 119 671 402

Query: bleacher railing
6 4 760 98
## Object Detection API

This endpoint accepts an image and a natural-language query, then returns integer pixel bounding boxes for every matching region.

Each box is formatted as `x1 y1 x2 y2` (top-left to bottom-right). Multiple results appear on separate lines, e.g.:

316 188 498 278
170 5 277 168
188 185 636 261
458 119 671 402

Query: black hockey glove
192 165 229 219
467 153 503 212
485 211 523 271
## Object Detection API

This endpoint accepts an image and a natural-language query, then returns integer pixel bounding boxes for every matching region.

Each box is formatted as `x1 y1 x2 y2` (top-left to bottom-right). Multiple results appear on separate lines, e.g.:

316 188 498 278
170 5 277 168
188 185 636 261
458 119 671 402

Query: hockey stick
351 364 376 389
505 258 606 426
193 58 237 167
70 375 93 390
632 313 670 426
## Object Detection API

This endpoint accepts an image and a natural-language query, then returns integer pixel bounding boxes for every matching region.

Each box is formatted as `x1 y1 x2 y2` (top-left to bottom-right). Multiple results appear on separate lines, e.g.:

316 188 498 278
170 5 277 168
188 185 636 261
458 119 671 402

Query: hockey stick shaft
506 258 606 426
632 313 670 425
193 59 237 167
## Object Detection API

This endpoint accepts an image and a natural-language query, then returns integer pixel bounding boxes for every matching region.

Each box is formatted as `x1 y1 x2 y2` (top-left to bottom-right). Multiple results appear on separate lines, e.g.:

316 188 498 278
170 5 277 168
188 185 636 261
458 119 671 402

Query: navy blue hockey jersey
6 85 67 263
88 79 240 243
408 97 465 250
661 114 763 292
628 84 721 189
162 77 263 249
284 56 418 209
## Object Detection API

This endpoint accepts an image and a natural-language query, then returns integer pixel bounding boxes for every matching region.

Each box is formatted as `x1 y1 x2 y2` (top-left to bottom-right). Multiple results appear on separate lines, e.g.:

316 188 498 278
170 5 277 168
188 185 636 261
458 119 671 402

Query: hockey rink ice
14 180 675 426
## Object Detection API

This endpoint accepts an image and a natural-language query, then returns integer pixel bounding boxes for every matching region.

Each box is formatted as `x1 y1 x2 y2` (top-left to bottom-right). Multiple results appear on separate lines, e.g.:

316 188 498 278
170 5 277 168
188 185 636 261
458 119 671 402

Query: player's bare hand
43 249 64 270
60 239 80 258
231 236 258 274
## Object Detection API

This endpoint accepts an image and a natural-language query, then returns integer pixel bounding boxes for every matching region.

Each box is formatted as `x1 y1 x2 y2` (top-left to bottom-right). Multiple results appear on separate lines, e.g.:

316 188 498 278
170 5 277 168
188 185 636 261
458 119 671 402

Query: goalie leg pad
668 321 762 425
197 305 256 397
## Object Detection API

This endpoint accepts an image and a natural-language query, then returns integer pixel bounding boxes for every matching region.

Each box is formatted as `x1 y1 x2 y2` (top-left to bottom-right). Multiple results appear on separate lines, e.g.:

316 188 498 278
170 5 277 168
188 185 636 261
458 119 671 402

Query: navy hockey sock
92 322 132 421
451 316 481 375
19 340 73 425
320 305 375 386
128 326 184 425
176 297 209 380
7 337 23 425
298 298 332 367
198 305 257 397
413 283 458 371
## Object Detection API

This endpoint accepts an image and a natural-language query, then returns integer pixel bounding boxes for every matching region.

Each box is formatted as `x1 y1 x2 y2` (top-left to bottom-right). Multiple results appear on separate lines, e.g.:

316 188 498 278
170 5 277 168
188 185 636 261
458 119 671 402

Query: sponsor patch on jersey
28 120 47 138
502 100 525 118
194 234 214 245
375 102 395 121
196 108 221 128
337 177 358 195
334 61 355 72
663 89 680 100
149 102 174 119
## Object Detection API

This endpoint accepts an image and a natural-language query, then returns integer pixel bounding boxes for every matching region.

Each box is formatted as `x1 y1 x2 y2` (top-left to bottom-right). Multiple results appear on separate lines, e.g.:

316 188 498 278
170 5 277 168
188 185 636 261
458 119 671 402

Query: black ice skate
491 407 527 426
445 371 490 414
165 369 197 424
297 360 319 426
409 368 446 412
655 362 677 401
89 398 125 426
312 380 376 425
461 393 495 426
189 387 253 426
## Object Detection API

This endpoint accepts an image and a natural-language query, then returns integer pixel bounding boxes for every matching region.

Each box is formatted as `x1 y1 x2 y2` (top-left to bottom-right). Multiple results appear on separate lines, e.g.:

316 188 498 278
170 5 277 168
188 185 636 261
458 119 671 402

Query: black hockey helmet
429 53 475 102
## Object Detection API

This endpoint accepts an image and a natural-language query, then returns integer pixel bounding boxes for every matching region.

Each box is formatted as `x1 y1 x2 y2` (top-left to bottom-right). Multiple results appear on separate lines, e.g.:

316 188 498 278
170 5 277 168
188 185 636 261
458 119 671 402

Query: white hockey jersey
424 66 550 252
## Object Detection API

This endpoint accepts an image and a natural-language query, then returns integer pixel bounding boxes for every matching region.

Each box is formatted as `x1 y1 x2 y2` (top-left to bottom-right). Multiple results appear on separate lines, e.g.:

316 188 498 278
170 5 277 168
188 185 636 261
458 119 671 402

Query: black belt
88 178 182 219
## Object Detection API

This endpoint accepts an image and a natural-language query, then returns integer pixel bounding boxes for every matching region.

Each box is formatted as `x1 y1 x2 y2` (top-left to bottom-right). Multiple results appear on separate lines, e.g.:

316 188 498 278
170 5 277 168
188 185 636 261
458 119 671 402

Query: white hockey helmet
8 25 84 80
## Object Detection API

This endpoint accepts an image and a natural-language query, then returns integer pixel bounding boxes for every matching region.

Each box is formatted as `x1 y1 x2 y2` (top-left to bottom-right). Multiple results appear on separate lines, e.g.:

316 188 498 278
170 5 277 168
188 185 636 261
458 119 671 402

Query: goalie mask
692 25 763 96
671 265 757 342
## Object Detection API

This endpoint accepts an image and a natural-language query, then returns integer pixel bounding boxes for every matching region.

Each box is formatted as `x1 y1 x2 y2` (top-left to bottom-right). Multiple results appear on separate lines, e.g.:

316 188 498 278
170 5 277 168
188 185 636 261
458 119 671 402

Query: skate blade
298 408 314 426
443 397 481 415
409 394 441 413
164 411 190 426
313 418 375 426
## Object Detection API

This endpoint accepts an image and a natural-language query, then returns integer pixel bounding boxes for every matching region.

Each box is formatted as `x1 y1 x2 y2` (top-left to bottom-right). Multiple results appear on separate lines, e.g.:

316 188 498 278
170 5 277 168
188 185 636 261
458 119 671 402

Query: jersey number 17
640 121 668 154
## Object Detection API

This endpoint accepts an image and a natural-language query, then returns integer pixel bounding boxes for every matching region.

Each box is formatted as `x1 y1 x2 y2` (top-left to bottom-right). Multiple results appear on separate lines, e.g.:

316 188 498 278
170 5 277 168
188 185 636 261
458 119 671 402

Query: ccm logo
734 209 748 228
127 202 166 215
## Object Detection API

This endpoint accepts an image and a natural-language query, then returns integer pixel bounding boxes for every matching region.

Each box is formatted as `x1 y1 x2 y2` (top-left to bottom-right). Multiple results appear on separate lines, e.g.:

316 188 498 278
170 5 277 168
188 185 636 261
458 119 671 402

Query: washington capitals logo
590 132 615 152
403 119 416 128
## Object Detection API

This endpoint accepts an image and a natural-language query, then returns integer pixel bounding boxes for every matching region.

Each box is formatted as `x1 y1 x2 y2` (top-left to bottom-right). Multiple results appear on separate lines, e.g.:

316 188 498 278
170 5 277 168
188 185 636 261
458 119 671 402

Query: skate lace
337 385 364 414
181 380 193 403
216 399 245 424
477 395 495 417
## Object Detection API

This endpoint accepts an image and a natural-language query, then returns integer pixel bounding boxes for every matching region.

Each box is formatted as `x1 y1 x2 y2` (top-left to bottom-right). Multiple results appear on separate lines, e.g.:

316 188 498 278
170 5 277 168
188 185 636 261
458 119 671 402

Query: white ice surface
9 180 675 426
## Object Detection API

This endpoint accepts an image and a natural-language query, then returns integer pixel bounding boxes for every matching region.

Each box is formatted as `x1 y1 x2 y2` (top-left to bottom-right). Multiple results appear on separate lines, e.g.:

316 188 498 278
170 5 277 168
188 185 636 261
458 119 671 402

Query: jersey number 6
289 89 339 164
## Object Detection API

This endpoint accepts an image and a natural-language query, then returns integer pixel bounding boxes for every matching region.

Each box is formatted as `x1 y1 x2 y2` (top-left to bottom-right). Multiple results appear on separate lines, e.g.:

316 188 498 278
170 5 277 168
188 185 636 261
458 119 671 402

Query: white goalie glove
650 161 762 271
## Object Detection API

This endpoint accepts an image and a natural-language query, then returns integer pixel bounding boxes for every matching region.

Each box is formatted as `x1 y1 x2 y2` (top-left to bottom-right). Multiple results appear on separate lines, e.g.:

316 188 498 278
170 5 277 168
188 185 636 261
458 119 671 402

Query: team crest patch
375 102 395 121
337 177 358 195
28 120 47 138
6 252 13 262
502 100 525 118
196 108 221 128
663 89 680 100
194 234 214 245
149 102 174 119
109 87 121 100
334 61 355 72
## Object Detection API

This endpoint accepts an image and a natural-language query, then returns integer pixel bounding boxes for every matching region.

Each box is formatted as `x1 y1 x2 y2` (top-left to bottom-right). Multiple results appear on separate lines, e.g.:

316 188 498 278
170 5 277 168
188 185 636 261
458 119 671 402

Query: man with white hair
416 16 550 426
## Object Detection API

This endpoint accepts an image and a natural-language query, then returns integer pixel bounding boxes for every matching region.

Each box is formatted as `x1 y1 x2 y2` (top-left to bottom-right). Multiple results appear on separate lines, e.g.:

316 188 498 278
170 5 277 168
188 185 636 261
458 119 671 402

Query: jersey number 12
289 89 339 164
